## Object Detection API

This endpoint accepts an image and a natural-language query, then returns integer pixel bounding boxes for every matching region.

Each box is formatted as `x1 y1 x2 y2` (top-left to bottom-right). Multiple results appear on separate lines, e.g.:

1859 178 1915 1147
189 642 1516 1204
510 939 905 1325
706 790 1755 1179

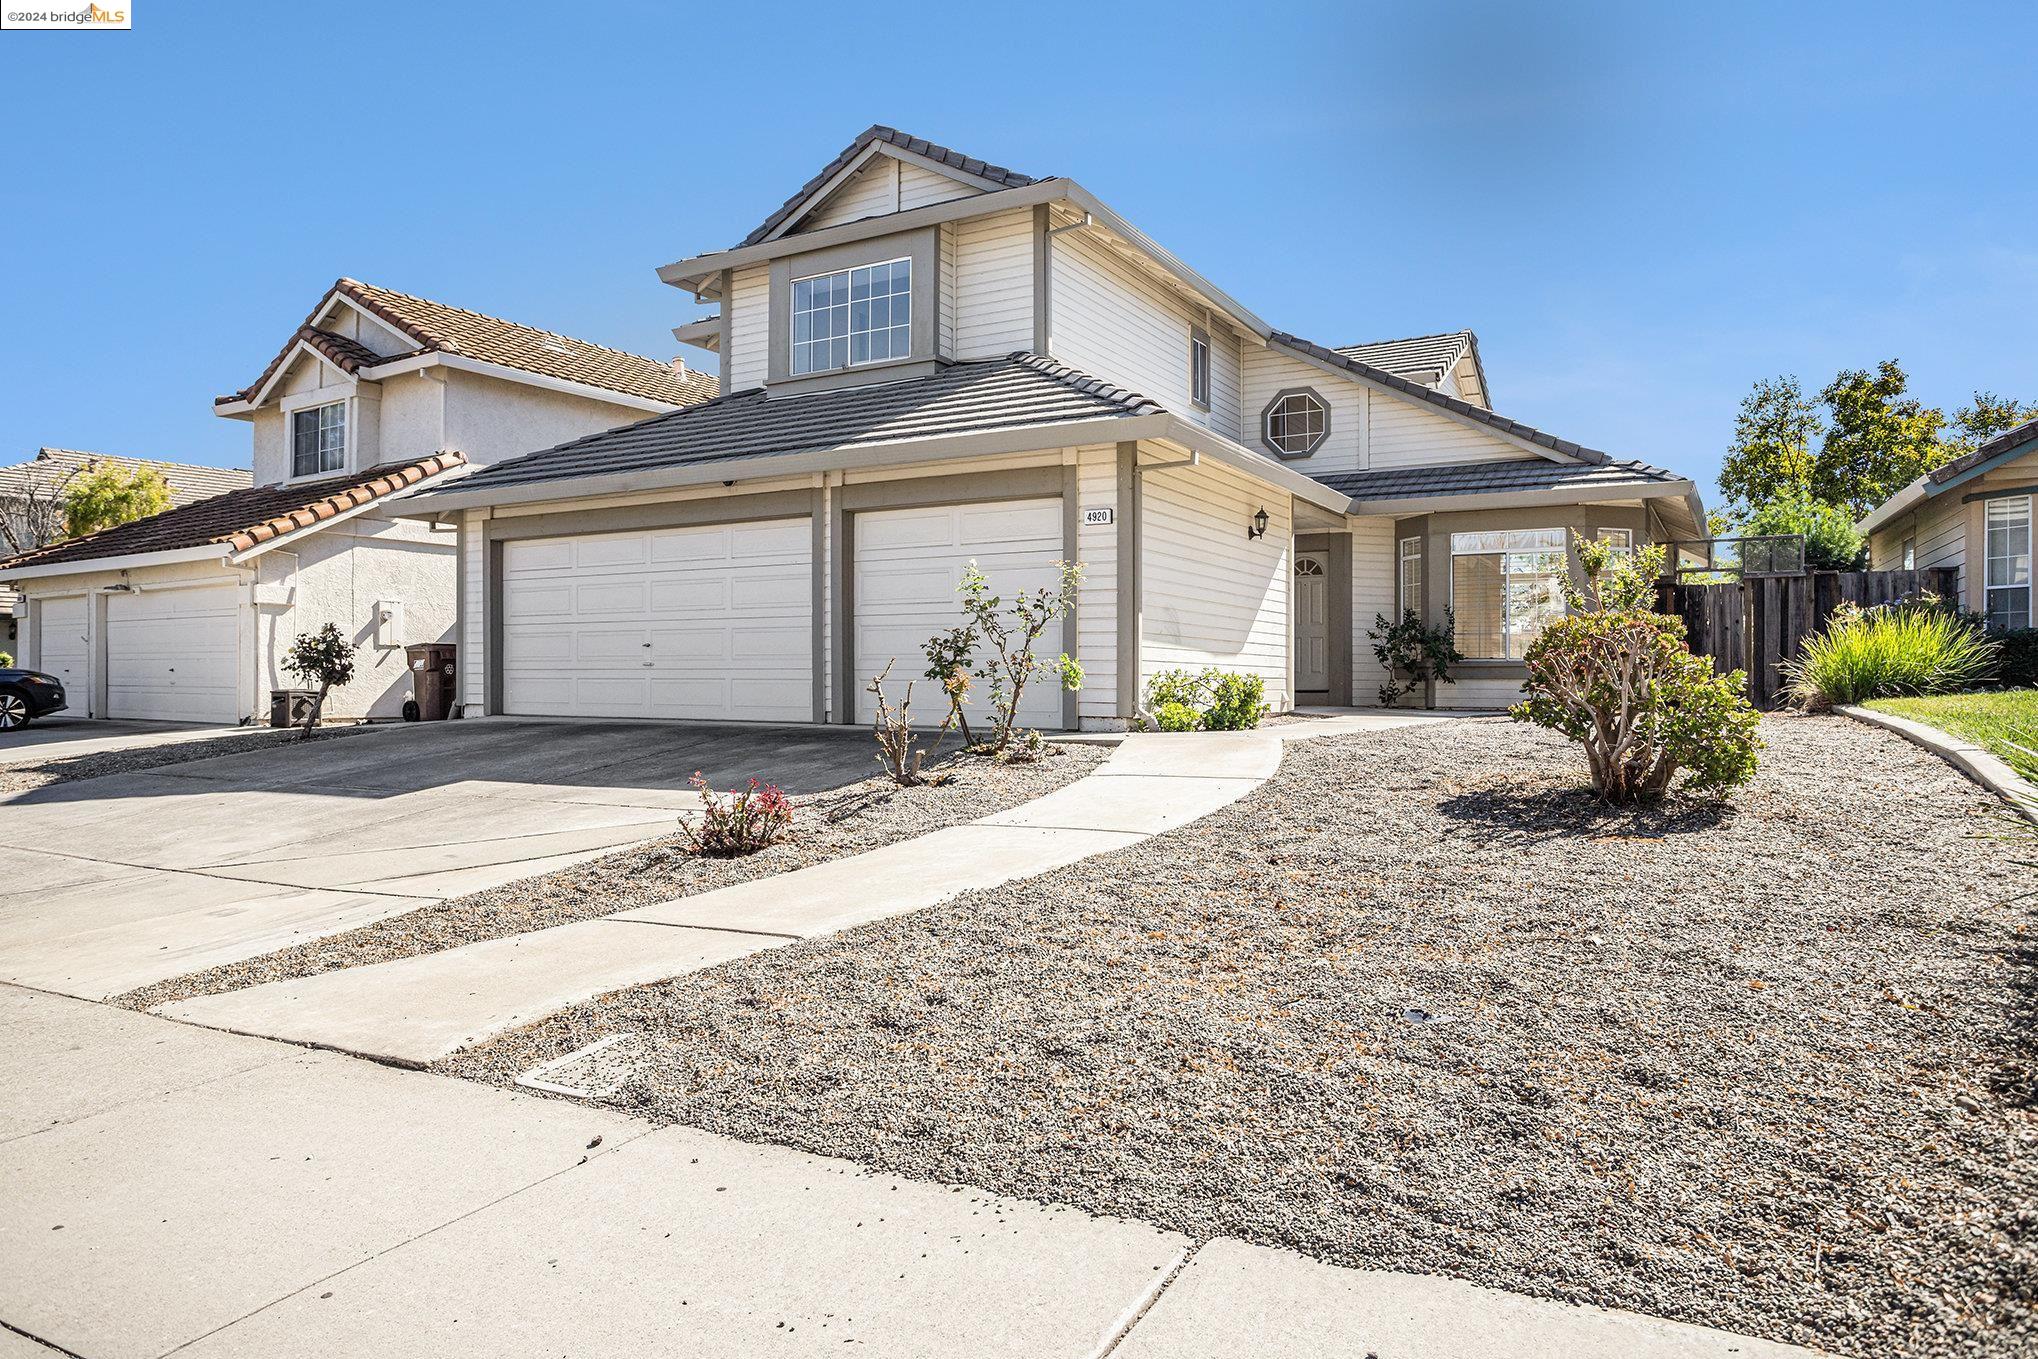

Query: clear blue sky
2 0 2032 511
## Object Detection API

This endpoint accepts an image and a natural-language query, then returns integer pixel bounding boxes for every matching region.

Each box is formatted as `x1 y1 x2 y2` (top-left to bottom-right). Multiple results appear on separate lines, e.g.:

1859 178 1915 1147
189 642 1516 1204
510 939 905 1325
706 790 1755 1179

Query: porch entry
1294 552 1330 696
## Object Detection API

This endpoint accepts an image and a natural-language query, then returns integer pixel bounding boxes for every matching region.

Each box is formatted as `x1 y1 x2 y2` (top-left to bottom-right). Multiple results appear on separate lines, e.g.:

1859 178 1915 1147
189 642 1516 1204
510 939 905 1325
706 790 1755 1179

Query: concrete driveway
0 720 877 1001
0 717 248 765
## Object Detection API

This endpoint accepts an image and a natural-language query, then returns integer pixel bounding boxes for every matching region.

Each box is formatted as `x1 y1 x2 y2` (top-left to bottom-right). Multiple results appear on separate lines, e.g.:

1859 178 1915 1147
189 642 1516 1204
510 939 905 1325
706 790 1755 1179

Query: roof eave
1 542 232 583
1156 417 1350 513
1344 477 1700 519
1856 476 1932 535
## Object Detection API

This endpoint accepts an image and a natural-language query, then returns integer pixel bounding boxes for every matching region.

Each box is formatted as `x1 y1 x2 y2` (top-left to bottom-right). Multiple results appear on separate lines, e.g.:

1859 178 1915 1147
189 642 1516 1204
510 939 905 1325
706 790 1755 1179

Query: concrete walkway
158 722 1349 1065
0 983 1821 1358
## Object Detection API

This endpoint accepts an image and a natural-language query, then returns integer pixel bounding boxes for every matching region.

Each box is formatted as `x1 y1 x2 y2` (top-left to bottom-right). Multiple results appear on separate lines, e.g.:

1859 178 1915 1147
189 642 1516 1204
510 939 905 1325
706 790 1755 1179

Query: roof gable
736 126 1039 249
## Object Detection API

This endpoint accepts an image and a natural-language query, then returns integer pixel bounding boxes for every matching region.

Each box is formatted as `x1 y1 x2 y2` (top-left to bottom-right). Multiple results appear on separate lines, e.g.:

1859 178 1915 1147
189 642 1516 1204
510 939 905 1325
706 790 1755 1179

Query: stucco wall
442 369 653 470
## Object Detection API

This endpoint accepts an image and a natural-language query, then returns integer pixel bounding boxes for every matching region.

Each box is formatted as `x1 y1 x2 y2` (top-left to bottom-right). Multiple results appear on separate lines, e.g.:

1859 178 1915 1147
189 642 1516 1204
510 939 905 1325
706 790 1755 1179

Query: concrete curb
1837 704 2038 826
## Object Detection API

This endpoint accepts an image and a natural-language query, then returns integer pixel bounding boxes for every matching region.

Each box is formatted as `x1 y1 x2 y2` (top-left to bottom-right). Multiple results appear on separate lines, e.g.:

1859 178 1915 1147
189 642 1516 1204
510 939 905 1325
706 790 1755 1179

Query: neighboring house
1860 415 2036 631
401 126 1704 727
0 449 251 666
0 279 716 723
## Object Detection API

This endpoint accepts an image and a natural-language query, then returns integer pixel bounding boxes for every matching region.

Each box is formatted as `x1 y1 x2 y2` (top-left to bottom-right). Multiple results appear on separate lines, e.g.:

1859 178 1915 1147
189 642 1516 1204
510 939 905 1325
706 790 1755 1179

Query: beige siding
1140 457 1291 707
1348 515 1396 704
938 222 959 358
461 510 487 712
898 161 975 211
1239 345 1364 470
1073 445 1119 725
952 208 1034 360
1443 675 1528 711
727 265 770 392
800 158 899 231
1369 392 1538 470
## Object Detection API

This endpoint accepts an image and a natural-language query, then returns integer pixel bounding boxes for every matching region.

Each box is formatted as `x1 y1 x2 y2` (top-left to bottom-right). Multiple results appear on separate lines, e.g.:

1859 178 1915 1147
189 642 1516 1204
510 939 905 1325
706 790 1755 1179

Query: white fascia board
1855 477 1931 535
213 400 256 419
1349 478 1700 518
245 338 357 410
671 317 721 348
1157 417 1351 513
1266 337 1591 468
1 543 230 583
391 415 1175 518
1060 185 1273 342
766 142 1013 243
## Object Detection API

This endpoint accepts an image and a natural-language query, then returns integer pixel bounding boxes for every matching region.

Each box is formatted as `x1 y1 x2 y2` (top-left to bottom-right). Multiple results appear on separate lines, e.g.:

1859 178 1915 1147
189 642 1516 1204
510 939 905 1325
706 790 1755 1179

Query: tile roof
432 354 1158 496
1929 413 2038 484
1309 458 1685 504
0 449 251 505
218 279 719 410
0 454 465 572
736 125 1041 248
1334 331 1475 383
1273 332 1607 465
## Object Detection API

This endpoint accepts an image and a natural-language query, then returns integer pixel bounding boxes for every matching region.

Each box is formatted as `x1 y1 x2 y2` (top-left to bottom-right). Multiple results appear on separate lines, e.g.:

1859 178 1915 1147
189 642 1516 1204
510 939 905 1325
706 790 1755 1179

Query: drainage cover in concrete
514 1033 646 1100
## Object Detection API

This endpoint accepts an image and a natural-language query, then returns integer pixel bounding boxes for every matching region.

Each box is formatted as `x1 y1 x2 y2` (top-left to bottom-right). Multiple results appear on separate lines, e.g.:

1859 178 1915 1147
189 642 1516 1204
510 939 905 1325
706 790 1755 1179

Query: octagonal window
1262 388 1329 458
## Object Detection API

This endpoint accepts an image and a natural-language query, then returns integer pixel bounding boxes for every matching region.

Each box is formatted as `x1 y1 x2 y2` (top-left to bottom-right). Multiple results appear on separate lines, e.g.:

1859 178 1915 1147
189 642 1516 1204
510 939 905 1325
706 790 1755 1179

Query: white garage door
501 518 812 722
854 498 1066 729
35 596 89 698
105 584 240 723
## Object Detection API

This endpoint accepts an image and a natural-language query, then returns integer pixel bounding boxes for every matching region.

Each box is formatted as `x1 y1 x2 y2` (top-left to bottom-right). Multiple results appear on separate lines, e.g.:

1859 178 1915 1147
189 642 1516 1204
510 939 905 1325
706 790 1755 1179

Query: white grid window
291 402 346 477
1450 528 1568 659
1596 527 1633 562
1265 391 1327 455
791 257 911 375
1189 330 1211 408
1985 495 2031 631
1398 536 1422 618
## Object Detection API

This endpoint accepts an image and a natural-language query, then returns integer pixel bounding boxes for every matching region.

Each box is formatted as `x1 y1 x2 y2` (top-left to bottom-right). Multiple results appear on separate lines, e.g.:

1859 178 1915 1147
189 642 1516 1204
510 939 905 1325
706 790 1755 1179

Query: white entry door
853 498 1066 729
500 518 812 722
35 596 90 701
104 584 240 723
1294 552 1329 694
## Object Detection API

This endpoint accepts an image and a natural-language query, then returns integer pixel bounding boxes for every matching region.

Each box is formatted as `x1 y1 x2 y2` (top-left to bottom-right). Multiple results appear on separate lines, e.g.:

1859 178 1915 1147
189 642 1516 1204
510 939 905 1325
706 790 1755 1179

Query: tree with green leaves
1947 391 2038 458
61 461 172 539
1811 360 1950 517
1718 375 1821 517
281 623 356 739
1739 489 1864 570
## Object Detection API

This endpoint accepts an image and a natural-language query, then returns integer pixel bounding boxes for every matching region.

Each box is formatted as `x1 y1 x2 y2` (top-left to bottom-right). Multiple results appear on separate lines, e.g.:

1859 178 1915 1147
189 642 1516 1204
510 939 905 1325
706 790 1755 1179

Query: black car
0 668 67 730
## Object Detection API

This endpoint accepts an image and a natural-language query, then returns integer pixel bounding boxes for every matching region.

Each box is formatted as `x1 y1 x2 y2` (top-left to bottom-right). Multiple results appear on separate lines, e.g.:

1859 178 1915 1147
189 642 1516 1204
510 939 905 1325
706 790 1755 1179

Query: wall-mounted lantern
1247 507 1269 541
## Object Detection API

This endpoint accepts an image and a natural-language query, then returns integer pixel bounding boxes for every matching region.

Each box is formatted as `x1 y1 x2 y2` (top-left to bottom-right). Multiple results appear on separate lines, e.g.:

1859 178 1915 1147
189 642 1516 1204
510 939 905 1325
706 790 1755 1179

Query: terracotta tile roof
736 125 1042 248
217 279 719 410
0 449 251 505
0 453 464 572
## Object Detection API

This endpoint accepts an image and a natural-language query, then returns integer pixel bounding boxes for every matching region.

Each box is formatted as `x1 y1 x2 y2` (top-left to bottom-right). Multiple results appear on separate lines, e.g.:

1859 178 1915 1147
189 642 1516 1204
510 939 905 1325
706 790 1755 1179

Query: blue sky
1 0 2032 510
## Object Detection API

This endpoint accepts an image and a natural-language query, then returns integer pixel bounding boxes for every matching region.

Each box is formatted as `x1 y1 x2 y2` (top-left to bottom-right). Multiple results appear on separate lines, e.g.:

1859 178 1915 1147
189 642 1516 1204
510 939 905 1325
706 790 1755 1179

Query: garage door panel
104 585 238 724
36 598 89 694
505 539 575 573
957 502 1062 544
858 508 957 554
500 518 812 723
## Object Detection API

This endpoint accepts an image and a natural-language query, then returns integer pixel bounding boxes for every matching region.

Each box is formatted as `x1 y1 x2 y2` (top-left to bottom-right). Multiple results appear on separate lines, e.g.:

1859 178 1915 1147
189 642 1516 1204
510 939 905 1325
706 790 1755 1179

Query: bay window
1450 528 1568 659
1985 495 2032 630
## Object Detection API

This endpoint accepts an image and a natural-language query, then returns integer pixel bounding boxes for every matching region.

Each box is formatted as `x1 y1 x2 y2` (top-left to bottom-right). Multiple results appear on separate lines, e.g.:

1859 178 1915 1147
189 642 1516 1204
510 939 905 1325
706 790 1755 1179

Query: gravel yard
119 743 1105 1011
448 716 2036 1358
0 724 366 797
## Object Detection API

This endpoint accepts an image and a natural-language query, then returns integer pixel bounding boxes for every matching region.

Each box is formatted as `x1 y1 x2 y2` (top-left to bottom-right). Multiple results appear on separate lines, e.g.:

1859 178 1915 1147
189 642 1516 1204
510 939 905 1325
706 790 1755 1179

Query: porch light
1248 507 1269 540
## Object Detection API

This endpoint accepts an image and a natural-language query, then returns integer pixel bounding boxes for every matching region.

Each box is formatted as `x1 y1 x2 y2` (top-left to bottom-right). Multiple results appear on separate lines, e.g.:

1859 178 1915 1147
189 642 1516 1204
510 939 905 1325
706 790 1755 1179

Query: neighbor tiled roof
736 125 1042 248
1310 458 1685 504
1335 331 1475 382
428 354 1157 496
1929 413 2038 484
0 449 250 506
218 279 719 410
0 454 464 571
1273 332 1607 465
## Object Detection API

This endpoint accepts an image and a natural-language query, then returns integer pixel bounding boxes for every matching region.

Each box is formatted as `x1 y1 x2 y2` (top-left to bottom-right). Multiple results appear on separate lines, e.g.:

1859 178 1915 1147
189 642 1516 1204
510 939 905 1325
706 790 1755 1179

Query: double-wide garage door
499 497 1067 728
501 519 813 722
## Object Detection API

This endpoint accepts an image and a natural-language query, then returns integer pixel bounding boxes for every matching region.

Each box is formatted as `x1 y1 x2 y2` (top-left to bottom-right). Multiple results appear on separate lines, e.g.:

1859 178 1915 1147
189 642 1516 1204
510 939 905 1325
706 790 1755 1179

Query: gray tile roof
1273 332 1607 465
1929 413 2038 484
736 126 1042 248
436 354 1159 495
1334 331 1474 382
1312 458 1685 504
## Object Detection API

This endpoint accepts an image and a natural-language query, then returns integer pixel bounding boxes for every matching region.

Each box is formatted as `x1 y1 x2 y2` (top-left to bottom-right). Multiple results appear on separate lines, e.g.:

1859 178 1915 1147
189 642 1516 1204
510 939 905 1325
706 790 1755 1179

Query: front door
1294 552 1329 695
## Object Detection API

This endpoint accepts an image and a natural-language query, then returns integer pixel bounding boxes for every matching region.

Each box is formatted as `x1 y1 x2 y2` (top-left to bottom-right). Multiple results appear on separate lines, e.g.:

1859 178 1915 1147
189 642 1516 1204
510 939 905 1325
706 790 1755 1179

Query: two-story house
398 126 1706 727
0 278 715 725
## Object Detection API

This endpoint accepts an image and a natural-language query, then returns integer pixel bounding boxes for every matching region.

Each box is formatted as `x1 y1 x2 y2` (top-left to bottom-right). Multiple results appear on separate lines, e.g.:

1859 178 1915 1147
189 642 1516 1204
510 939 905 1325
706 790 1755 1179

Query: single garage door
104 584 240 723
501 518 812 722
35 596 89 700
854 498 1066 729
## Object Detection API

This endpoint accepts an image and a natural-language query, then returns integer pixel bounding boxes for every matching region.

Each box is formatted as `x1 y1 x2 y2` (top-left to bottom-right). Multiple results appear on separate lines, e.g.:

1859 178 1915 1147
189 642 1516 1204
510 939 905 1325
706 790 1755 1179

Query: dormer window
791 257 912 376
291 401 346 477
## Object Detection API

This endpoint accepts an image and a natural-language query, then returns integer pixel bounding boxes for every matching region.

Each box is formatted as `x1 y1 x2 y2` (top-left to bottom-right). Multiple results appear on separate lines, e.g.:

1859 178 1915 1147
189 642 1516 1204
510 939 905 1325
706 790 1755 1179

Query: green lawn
1866 690 2038 784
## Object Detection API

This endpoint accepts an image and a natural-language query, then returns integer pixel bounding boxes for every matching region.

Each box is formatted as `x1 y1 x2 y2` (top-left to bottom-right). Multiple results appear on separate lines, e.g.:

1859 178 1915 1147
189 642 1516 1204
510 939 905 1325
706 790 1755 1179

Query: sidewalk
0 984 1821 1358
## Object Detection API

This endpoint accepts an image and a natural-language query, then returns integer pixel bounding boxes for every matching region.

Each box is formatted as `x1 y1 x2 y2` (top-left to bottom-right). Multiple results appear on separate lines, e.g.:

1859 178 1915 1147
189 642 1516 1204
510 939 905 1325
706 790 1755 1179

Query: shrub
682 772 792 857
1140 667 1268 731
281 623 356 739
954 560 1083 758
865 660 950 786
1367 609 1463 707
1993 628 2038 689
1786 600 1999 708
1512 541 1763 803
0 650 12 668
922 624 979 746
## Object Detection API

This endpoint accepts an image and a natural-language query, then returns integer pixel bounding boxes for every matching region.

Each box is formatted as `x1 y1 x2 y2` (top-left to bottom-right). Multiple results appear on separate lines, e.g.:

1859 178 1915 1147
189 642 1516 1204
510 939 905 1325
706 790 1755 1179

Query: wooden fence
1659 568 1959 708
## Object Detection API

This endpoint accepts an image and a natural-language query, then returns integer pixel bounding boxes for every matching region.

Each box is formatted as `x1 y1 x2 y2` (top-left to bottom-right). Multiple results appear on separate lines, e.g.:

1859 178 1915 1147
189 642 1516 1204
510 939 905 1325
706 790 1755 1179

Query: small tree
1512 541 1762 804
1367 609 1463 708
281 623 356 739
922 624 979 746
61 461 172 540
866 660 948 786
955 560 1084 757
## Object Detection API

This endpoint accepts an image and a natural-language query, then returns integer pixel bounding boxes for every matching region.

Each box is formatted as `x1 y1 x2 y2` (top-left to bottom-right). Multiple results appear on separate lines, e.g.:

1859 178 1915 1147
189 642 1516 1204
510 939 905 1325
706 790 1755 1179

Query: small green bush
1140 667 1268 731
1786 601 1999 708
1992 628 2038 689
1152 701 1201 733
1203 673 1267 730
1367 609 1462 707
0 650 12 668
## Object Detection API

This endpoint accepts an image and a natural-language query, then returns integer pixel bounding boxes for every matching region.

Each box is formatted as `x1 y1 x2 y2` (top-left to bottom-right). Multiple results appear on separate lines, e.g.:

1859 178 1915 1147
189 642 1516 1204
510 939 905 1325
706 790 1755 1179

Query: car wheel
0 689 29 731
